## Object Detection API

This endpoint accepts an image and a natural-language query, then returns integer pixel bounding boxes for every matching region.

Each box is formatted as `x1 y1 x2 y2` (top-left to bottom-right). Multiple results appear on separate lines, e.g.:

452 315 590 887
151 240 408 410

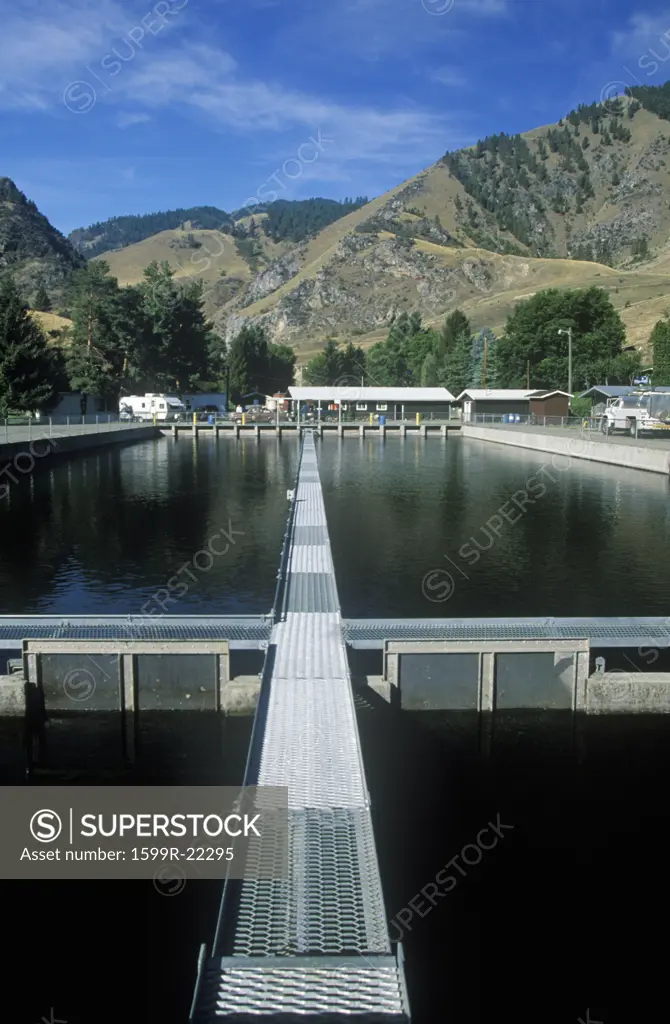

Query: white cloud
430 66 468 88
116 111 152 127
0 0 190 110
610 9 670 58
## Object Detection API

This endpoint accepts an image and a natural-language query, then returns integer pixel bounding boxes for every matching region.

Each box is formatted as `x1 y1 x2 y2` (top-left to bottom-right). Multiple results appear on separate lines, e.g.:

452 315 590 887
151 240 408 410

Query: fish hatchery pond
1 433 669 1024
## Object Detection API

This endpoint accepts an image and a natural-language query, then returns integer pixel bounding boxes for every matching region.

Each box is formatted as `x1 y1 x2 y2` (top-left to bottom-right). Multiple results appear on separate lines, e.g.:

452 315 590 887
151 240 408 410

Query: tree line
0 259 298 416
3 274 667 419
303 286 656 394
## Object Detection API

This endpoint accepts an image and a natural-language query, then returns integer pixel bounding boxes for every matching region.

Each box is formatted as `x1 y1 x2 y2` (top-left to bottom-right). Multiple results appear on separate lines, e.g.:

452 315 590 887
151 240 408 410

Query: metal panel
285 573 339 613
272 614 347 679
135 653 218 711
38 652 121 711
288 544 334 574
344 618 667 647
292 526 330 545
399 652 480 710
0 616 270 649
494 651 576 709
192 958 408 1019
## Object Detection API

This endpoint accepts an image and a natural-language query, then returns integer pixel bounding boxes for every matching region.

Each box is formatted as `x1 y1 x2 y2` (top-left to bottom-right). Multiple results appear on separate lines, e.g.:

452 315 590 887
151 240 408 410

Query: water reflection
0 436 299 614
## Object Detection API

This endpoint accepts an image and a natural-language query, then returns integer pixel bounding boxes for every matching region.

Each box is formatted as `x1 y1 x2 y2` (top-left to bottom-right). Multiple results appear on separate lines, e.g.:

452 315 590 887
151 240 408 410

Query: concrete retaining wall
0 426 162 486
586 672 670 713
462 424 670 475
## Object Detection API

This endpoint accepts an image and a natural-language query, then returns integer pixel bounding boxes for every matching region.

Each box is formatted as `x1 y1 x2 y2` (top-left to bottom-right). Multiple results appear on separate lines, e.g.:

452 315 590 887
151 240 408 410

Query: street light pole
558 327 573 396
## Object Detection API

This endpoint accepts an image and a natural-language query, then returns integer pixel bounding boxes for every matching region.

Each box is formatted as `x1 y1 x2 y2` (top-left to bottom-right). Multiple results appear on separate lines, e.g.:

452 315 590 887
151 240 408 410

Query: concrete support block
420 425 427 438
365 675 392 703
359 424 365 438
586 671 670 713
399 425 406 438
254 425 260 441
234 424 240 439
0 675 26 716
172 424 178 439
440 424 447 437
379 425 386 440
221 676 261 714
337 425 343 438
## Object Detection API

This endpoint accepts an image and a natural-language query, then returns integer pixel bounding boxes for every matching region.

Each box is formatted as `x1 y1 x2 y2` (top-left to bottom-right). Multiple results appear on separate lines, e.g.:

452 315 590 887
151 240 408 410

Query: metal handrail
269 432 305 623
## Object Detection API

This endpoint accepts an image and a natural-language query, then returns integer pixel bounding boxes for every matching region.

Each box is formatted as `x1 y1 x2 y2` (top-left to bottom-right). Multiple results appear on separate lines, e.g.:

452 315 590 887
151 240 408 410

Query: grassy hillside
60 88 670 361
217 94 670 357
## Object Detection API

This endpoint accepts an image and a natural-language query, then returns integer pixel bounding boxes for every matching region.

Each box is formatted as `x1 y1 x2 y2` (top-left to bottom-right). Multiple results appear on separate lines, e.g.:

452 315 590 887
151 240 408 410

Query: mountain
0 177 84 305
70 197 368 261
68 206 233 258
205 90 670 360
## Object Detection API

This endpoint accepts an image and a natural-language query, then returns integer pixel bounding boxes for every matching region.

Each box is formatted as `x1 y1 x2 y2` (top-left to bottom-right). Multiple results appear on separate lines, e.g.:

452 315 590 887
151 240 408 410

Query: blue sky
2 0 670 234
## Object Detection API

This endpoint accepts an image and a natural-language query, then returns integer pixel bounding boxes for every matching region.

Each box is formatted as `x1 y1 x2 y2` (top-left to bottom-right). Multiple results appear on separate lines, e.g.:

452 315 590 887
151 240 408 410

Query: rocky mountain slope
209 92 670 360
6 88 670 361
0 177 84 304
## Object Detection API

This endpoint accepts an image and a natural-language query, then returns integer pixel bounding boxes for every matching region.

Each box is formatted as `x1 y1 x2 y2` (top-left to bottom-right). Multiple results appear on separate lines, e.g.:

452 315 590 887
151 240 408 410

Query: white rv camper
119 394 185 422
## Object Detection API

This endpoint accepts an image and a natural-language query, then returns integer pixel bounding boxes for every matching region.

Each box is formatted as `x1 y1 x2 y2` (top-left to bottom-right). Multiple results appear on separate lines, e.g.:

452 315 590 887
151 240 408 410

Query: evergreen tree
66 260 128 403
228 324 268 402
0 276 57 415
420 351 439 386
439 334 472 397
226 325 294 400
33 281 52 312
134 261 210 391
650 318 670 384
438 310 471 358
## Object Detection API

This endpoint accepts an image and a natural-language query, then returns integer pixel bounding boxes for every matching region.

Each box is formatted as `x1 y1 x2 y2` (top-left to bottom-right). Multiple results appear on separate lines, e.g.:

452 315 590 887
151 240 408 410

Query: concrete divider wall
0 425 162 466
462 424 670 475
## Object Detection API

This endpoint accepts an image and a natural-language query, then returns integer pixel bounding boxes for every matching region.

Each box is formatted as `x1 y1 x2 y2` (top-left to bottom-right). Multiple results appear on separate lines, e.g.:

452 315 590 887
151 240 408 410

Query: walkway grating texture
191 432 410 1021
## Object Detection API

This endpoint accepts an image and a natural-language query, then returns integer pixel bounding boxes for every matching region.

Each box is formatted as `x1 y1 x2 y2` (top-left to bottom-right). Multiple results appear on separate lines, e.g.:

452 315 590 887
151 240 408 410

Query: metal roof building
288 386 455 402
455 389 536 402
580 385 670 400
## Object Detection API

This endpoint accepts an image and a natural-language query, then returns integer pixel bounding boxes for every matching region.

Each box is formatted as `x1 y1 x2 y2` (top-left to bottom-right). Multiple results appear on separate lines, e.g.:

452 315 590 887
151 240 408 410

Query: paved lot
481 422 670 451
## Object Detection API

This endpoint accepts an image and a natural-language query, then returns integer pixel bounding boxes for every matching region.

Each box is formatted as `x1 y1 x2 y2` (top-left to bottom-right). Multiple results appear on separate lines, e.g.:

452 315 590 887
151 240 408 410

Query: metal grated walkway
190 432 410 1021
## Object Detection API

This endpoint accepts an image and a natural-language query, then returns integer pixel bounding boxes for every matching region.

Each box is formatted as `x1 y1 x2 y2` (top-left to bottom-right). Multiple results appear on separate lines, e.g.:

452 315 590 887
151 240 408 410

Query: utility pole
482 338 487 387
526 360 530 389
558 327 573 395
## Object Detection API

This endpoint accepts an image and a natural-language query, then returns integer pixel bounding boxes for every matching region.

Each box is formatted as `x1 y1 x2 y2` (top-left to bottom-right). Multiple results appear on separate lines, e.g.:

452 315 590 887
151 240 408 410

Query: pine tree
33 281 52 312
650 318 670 384
67 260 128 403
439 334 472 397
0 276 57 415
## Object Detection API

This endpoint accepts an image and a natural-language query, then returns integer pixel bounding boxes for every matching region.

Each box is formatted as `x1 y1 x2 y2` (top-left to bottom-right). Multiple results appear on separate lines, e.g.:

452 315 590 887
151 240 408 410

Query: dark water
0 435 299 614
2 433 670 616
2 434 669 1023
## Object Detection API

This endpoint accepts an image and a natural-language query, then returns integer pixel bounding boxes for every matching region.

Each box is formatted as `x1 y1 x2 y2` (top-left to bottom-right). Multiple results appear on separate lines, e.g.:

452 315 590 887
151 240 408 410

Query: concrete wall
0 425 161 467
586 672 670 713
462 424 670 475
